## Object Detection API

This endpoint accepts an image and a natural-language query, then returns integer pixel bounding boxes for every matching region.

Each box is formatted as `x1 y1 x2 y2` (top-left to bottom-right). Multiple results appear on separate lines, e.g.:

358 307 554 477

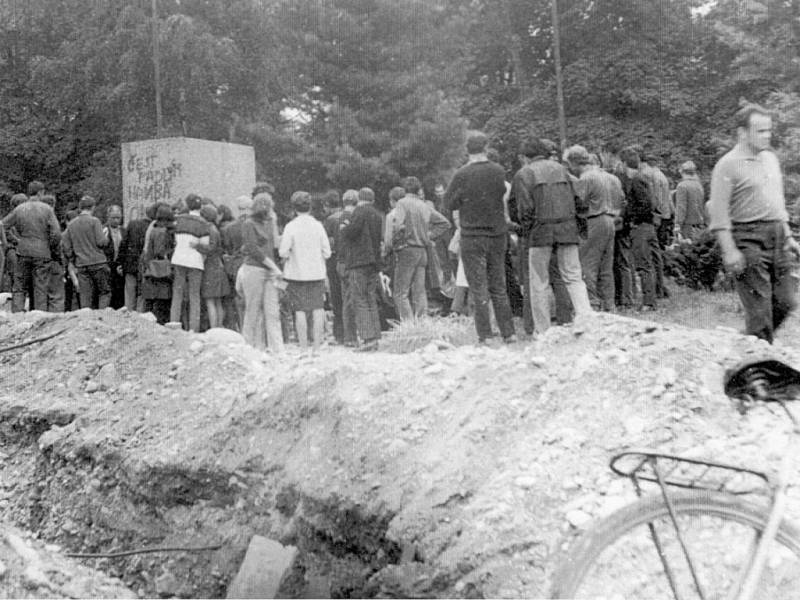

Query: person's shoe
638 304 657 312
503 334 518 344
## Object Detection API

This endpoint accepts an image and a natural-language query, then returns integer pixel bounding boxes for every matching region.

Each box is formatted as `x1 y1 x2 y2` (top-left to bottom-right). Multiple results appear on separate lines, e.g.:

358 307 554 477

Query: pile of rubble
0 307 797 597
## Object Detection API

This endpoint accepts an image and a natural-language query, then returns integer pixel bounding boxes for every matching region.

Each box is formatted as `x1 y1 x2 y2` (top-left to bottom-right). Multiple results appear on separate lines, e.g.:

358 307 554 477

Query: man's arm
95 219 109 247
341 208 365 241
427 208 451 241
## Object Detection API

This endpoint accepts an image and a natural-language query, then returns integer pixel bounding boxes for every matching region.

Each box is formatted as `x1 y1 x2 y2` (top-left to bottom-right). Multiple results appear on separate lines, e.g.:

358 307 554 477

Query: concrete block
226 536 297 599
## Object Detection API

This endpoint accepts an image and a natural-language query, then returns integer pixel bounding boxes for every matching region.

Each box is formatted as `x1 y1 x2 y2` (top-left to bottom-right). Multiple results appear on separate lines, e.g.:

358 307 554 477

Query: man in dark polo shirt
445 132 516 343
708 103 800 342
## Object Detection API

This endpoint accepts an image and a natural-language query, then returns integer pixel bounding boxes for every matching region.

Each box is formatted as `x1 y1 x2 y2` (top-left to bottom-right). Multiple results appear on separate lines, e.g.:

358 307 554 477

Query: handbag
144 258 173 280
425 241 444 291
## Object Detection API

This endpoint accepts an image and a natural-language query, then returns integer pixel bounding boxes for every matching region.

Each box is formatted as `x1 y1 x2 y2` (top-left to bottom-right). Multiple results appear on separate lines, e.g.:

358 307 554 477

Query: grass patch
381 315 478 353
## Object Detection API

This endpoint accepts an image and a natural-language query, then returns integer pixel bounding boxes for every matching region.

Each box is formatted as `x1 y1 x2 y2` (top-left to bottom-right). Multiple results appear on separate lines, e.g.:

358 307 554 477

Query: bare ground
1 282 800 598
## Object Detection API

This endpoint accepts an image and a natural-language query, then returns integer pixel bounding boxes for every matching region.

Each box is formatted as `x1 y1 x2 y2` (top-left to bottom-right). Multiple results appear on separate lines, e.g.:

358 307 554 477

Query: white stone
514 476 537 489
566 509 592 529
203 327 246 345
189 340 205 354
423 363 445 375
623 416 647 436
139 311 157 322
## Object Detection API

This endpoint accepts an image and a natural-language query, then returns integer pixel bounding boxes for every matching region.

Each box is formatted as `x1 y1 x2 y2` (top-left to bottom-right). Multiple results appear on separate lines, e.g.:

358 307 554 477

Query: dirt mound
1 308 798 597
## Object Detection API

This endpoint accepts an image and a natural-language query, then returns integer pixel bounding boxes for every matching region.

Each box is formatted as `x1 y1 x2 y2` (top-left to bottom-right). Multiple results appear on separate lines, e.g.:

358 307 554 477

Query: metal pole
551 0 567 150
152 0 163 138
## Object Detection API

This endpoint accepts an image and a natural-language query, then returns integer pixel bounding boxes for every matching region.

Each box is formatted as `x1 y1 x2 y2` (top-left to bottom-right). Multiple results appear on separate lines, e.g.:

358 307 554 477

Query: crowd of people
1 103 792 349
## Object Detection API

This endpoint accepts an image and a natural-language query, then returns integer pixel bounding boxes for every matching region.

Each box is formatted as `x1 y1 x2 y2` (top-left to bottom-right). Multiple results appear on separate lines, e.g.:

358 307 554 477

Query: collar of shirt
467 154 489 165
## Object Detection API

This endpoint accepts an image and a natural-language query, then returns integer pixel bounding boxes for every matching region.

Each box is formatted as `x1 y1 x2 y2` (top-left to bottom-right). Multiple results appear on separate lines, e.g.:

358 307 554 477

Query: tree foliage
0 0 798 208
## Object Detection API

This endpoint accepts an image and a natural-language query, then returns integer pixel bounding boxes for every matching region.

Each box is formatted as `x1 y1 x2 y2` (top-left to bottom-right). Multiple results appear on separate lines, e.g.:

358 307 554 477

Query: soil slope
1 307 799 597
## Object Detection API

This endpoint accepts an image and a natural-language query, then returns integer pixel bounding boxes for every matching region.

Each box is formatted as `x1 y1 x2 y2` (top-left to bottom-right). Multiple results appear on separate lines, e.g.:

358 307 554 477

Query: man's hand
722 248 746 275
784 236 800 261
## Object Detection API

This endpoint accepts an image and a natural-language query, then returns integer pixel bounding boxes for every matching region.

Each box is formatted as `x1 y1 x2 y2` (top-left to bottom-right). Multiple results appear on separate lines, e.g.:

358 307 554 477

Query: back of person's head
619 146 641 169
40 194 55 207
145 203 158 220
65 209 79 222
184 194 202 212
251 192 273 217
155 202 174 223
679 160 697 175
27 181 44 196
563 145 591 167
402 176 422 195
520 137 549 159
641 153 659 165
252 181 275 198
324 189 342 210
217 204 233 224
199 204 218 224
389 186 405 204
466 132 489 155
359 187 375 204
236 194 253 212
486 148 501 163
342 189 359 207
541 139 560 160
291 191 312 213
10 193 27 207
735 103 771 130
78 195 96 211
200 197 215 207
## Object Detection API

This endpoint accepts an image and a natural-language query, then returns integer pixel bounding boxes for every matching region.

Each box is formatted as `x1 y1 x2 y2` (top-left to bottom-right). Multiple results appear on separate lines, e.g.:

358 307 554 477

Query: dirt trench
0 383 412 598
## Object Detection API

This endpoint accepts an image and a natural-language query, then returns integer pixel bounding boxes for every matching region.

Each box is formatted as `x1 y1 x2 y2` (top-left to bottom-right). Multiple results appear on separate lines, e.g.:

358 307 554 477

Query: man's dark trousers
347 265 381 343
326 256 344 342
12 256 50 312
630 223 658 308
460 234 515 341
580 214 616 311
78 263 112 309
733 221 798 343
613 232 634 307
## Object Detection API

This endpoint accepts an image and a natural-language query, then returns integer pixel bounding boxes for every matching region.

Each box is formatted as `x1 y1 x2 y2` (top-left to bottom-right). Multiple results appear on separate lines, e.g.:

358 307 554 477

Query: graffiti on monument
125 151 183 206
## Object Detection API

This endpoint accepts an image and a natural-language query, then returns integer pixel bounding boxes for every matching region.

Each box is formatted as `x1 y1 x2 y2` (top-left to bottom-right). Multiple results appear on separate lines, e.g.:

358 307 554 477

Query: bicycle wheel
550 489 800 599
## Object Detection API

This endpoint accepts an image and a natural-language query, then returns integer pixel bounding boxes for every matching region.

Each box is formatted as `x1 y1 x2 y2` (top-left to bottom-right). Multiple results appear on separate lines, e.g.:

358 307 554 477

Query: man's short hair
402 176 422 195
342 189 359 207
466 132 489 155
107 204 122 216
679 160 697 175
252 181 275 198
10 193 27 207
145 203 158 220
27 181 44 196
324 189 342 209
389 186 405 203
291 190 311 213
236 195 253 211
359 187 375 204
735 103 771 129
519 137 549 159
563 145 591 167
184 193 202 211
78 195 96 211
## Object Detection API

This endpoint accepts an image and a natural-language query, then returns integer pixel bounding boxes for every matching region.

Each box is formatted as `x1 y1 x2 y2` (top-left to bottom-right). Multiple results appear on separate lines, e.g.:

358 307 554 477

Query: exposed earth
1 290 800 598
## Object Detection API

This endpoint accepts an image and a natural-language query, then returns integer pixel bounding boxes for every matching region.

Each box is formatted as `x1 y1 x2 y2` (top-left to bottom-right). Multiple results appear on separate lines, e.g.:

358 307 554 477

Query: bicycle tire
550 489 800 599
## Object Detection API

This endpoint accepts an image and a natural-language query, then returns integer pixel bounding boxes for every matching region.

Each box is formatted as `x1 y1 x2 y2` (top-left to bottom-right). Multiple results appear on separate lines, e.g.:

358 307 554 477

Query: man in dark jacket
118 203 155 312
510 137 592 334
2 182 62 312
340 187 384 351
618 146 659 310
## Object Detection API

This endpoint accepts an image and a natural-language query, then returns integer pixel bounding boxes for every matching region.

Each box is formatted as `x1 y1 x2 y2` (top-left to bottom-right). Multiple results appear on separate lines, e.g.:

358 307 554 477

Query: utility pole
152 0 164 138
551 0 566 150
